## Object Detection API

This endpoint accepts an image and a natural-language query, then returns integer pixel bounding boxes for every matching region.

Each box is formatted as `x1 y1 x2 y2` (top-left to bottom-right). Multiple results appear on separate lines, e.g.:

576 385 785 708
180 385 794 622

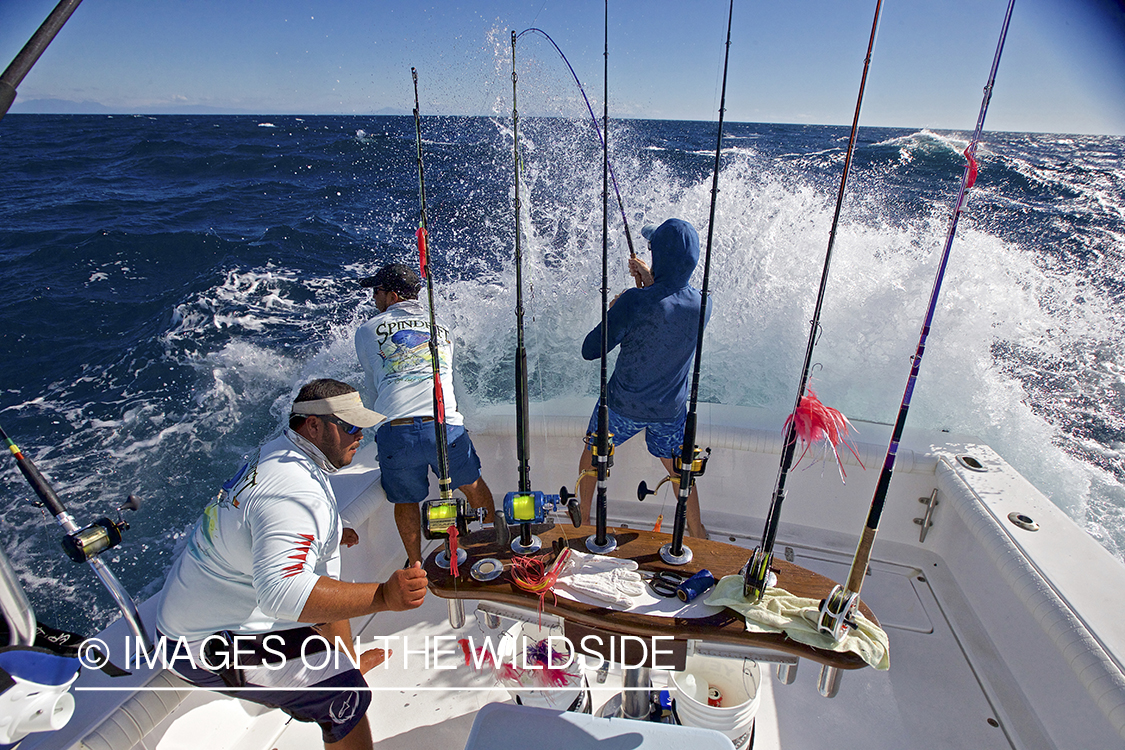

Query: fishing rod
817 0 1017 641
410 69 451 505
1 422 151 652
412 69 482 574
514 27 639 268
657 0 735 565
588 0 616 554
0 0 84 121
502 34 581 555
743 0 884 600
510 32 532 498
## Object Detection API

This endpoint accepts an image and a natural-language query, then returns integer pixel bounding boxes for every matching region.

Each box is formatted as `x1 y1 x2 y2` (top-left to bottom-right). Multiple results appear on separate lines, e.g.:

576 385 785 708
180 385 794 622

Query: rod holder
817 665 842 698
447 599 466 629
776 660 799 685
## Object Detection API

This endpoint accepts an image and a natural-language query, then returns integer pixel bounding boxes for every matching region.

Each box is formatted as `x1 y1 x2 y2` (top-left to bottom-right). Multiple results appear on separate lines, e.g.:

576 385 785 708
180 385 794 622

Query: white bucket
670 656 761 750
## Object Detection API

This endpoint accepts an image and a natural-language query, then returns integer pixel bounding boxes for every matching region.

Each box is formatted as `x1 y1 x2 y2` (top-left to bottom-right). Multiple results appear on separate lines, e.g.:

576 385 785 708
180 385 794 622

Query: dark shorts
164 630 371 744
585 404 687 460
376 419 483 503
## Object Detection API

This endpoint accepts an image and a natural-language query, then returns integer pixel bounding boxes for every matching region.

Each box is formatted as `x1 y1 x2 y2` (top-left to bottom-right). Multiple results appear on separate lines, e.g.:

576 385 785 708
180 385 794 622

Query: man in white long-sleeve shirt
354 263 493 565
156 379 427 750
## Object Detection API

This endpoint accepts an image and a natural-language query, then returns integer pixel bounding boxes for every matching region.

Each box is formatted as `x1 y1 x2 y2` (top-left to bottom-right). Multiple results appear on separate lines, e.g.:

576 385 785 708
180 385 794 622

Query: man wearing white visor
157 379 428 750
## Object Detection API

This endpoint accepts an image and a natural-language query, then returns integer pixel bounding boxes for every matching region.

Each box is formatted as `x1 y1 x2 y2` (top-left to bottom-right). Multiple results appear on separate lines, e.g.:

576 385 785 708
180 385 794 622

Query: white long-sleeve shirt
353 299 463 425
156 431 342 641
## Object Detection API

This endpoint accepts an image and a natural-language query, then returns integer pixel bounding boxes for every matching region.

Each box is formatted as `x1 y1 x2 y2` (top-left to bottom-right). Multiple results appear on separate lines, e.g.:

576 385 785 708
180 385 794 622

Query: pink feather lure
784 389 865 481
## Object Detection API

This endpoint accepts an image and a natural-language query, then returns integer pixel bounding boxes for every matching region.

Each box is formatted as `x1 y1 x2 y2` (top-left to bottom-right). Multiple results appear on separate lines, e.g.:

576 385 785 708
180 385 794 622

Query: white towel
705 574 890 671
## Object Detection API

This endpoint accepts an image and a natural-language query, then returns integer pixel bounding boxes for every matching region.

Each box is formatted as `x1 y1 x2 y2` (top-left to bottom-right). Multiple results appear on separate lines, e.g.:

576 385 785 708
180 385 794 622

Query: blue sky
2 0 1123 134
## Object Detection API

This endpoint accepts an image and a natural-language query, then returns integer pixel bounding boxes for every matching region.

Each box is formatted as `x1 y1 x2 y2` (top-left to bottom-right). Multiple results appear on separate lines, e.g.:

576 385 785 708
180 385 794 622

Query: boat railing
0 544 35 646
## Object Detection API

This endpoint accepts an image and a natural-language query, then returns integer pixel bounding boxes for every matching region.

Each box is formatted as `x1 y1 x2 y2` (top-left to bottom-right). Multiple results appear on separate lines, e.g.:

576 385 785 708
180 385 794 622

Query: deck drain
956 454 987 472
1007 512 1039 532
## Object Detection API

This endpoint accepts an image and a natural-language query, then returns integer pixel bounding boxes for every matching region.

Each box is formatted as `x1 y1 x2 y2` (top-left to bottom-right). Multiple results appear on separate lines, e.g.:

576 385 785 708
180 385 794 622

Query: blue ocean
1 113 1123 636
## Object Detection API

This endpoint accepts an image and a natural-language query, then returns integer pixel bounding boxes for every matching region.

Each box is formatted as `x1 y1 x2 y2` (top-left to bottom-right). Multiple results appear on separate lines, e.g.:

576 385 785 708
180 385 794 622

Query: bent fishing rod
515 27 639 267
1 422 151 652
657 0 735 565
504 34 581 553
817 0 1017 641
743 0 884 600
0 0 83 121
510 32 532 499
411 69 453 506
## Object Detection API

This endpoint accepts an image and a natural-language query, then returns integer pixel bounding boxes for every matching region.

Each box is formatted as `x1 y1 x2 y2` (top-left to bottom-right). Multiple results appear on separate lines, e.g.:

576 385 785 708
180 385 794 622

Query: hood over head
647 218 700 289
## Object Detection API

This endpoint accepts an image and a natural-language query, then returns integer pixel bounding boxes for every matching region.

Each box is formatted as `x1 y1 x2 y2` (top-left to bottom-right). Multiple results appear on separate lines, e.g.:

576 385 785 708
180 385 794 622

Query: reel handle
556 487 582 528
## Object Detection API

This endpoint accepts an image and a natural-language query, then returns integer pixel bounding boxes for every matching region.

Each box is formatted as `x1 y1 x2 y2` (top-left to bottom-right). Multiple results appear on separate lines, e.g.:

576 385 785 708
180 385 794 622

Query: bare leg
315 620 376 750
659 457 708 539
314 620 388 674
393 503 423 566
459 476 495 523
577 447 596 525
327 715 372 749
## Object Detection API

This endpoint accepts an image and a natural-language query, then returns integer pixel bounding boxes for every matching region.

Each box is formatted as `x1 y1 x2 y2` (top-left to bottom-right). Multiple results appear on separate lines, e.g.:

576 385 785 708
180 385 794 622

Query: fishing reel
501 491 581 555
741 546 777 602
421 497 486 570
583 430 616 464
60 495 142 564
816 585 860 642
637 445 711 501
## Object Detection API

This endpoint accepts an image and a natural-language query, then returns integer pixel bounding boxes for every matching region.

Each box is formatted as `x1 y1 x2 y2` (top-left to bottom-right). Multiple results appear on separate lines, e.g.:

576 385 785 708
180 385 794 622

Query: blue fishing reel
501 491 581 555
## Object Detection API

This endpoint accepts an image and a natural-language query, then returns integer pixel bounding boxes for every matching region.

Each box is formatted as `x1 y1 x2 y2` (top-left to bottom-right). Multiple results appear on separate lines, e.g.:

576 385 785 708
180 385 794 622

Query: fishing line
515 27 639 265
742 0 884 600
660 0 736 565
816 0 1018 641
411 68 453 502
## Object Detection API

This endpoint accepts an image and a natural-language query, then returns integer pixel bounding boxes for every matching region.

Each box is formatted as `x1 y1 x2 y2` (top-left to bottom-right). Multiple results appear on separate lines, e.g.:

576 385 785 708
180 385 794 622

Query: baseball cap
359 263 421 298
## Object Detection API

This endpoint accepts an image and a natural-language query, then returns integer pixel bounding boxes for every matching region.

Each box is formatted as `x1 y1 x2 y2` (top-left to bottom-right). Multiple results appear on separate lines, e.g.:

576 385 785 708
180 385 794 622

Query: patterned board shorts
584 404 687 460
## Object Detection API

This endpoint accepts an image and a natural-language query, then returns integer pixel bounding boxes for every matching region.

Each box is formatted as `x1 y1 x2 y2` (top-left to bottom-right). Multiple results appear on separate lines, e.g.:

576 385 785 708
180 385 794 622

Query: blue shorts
377 419 483 503
584 405 687 460
165 631 370 744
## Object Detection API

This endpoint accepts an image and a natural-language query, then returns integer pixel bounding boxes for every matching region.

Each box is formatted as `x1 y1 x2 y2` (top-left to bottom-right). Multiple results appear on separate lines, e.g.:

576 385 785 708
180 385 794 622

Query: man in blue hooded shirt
577 218 710 538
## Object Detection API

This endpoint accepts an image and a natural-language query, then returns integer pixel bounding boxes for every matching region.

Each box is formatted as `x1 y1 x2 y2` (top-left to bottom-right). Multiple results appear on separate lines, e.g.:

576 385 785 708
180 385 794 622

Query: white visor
291 392 385 428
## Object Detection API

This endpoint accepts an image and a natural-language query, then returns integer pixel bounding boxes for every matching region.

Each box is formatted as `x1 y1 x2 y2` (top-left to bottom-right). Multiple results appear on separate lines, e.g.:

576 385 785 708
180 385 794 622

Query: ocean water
1 113 1122 636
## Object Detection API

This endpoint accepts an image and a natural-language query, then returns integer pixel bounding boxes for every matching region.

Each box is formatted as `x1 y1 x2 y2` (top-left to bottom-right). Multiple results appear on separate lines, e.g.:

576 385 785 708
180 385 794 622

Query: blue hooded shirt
582 218 712 421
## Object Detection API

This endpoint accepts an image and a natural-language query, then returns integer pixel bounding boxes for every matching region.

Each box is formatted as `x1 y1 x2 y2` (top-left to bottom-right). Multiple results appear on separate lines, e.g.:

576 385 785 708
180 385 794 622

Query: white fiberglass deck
28 400 1125 750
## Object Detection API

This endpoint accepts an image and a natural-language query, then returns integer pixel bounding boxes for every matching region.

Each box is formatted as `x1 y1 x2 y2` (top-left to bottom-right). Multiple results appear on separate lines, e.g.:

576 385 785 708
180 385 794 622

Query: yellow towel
705 575 890 671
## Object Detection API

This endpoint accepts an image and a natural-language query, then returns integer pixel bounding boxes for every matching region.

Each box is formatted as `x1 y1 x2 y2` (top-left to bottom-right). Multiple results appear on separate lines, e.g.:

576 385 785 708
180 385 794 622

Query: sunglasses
322 415 363 435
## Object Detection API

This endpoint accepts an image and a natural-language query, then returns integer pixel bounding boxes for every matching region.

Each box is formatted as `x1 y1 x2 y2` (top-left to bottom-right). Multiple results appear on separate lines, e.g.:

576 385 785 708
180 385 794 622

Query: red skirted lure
963 147 978 189
511 548 570 622
784 389 865 481
447 526 460 578
416 227 429 277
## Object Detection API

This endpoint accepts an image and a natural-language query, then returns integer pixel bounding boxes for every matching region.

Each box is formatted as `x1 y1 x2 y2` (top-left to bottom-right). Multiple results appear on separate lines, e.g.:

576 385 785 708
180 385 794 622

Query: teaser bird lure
784 389 864 481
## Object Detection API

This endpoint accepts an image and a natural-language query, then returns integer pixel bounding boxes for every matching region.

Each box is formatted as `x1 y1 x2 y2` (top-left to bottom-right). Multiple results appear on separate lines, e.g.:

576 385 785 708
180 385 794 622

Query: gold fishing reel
637 445 711 500
582 430 615 460
562 430 617 500
674 444 711 476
